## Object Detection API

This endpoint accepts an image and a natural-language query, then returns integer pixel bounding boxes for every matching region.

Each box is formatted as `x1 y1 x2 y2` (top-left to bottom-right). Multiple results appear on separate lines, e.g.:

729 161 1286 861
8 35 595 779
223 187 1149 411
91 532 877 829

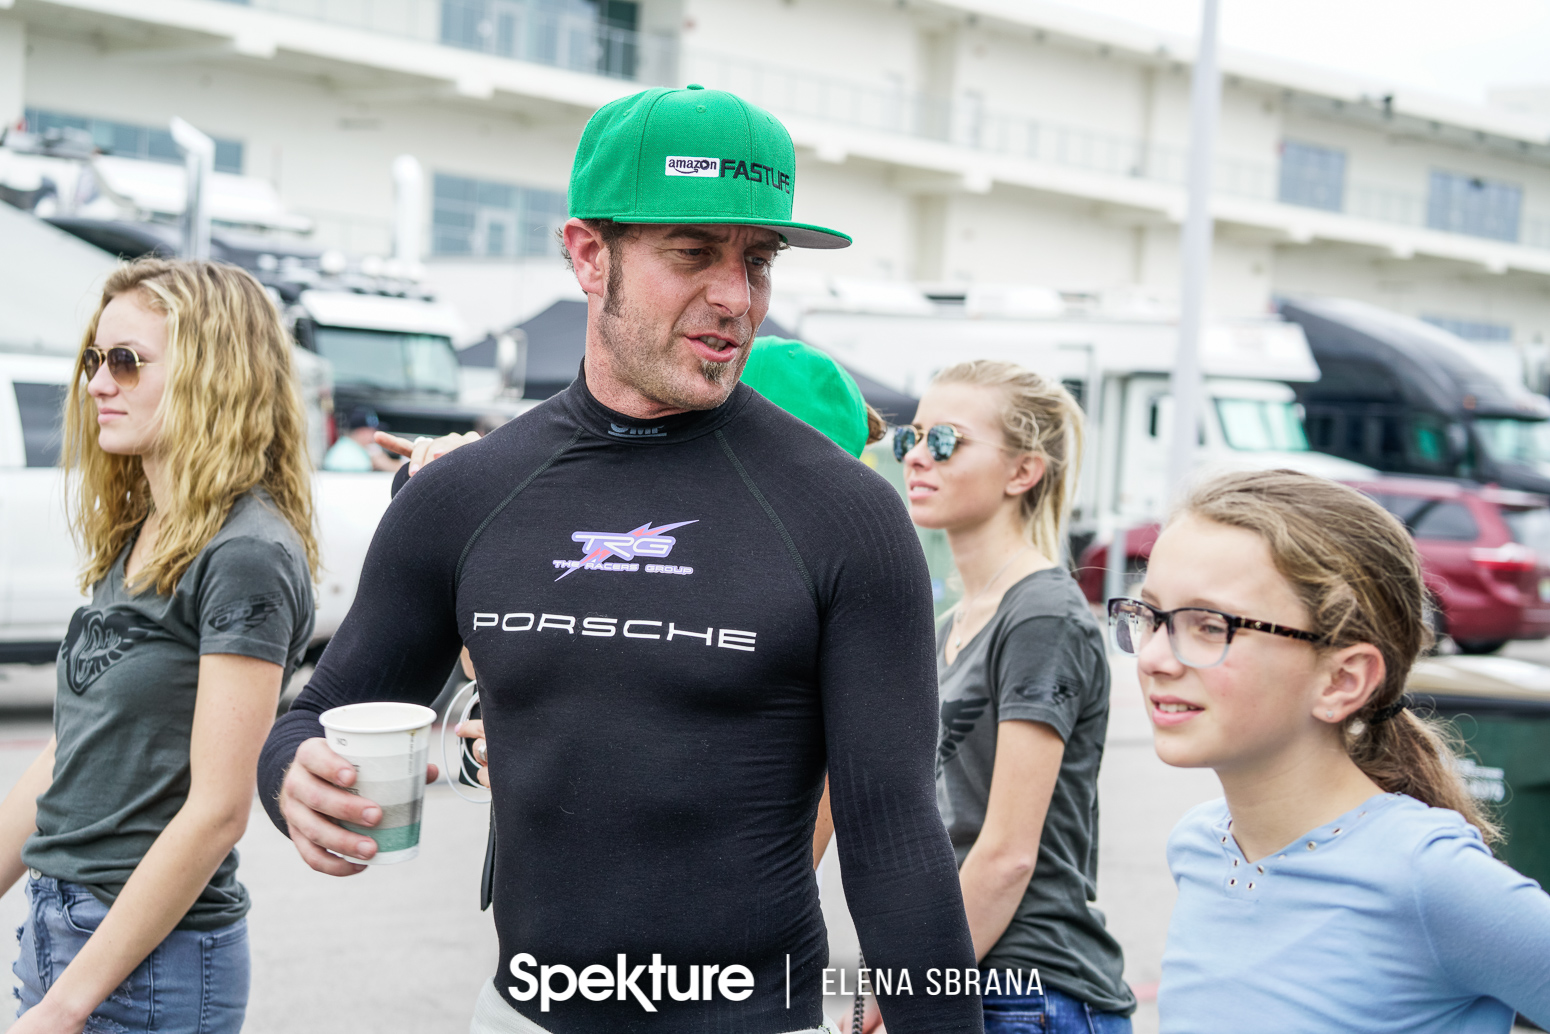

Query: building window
1427 171 1521 242
23 108 243 174
432 173 567 258
1278 140 1345 212
440 0 640 79
1421 315 1513 342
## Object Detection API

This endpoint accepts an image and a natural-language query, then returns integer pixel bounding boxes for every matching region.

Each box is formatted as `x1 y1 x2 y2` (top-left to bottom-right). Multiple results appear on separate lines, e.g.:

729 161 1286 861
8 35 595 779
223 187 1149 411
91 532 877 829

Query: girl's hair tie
1370 696 1411 723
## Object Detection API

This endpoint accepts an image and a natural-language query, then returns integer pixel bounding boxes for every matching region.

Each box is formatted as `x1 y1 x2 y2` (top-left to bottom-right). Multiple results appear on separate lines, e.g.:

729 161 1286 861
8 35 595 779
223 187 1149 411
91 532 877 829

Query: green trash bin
1407 656 1550 891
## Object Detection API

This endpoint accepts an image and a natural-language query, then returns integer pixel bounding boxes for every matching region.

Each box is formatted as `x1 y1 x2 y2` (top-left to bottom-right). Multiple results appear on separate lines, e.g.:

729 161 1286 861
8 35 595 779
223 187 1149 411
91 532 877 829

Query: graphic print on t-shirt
207 591 285 633
937 695 990 774
62 607 154 694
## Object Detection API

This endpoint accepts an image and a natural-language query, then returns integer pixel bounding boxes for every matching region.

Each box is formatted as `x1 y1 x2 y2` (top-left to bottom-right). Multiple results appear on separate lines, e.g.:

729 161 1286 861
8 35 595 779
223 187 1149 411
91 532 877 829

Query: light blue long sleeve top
1159 792 1550 1033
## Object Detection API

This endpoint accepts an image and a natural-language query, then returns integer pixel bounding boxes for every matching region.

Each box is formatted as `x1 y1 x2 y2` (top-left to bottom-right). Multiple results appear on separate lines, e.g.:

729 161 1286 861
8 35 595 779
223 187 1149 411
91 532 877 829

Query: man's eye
680 248 706 258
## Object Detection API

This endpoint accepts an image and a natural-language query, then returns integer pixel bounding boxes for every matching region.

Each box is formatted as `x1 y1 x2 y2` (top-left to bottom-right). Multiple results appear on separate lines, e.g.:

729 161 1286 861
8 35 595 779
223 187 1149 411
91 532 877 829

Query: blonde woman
1114 470 1550 1031
0 258 318 1033
855 360 1133 1032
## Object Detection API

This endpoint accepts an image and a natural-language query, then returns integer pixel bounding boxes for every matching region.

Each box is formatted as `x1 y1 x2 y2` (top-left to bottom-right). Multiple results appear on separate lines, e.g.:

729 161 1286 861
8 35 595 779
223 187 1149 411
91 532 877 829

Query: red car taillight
1470 543 1538 574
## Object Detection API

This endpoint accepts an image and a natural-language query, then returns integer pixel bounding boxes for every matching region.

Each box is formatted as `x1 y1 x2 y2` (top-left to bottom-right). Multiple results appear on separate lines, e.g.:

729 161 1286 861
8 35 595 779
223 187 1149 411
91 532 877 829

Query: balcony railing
216 0 677 83
687 52 1548 253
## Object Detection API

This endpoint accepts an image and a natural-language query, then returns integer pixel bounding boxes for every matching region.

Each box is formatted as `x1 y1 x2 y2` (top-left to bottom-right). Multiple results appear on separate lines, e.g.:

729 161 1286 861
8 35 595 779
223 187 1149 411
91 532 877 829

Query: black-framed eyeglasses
892 422 981 463
1107 597 1322 669
81 346 158 389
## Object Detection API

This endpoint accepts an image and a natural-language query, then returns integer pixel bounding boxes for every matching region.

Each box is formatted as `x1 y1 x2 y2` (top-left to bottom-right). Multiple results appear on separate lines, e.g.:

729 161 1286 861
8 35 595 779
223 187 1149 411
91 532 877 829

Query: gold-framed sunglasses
81 346 158 389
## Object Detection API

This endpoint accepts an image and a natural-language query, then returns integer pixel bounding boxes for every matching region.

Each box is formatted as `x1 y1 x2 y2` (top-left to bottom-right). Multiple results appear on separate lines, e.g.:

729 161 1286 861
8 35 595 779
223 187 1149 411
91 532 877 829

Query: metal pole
1166 0 1222 496
170 117 213 261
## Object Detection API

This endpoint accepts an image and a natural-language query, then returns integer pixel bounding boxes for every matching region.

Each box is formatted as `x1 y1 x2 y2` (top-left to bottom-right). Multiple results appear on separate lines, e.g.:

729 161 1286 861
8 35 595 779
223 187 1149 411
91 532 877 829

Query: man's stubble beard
595 249 753 411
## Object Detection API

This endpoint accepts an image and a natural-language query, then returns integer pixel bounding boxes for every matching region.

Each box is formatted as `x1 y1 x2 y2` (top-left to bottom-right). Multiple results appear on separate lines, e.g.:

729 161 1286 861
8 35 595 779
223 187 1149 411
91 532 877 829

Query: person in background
0 258 318 1034
322 406 402 472
852 359 1133 1033
1115 469 1550 1032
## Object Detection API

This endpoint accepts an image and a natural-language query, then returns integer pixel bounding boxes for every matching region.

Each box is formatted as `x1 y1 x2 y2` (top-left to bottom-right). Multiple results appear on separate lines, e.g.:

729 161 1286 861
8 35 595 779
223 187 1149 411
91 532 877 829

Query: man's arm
815 486 982 1034
258 453 475 870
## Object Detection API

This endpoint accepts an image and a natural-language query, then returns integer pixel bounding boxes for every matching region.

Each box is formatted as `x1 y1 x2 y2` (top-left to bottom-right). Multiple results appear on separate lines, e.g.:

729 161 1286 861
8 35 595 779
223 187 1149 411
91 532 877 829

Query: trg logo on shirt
555 520 698 581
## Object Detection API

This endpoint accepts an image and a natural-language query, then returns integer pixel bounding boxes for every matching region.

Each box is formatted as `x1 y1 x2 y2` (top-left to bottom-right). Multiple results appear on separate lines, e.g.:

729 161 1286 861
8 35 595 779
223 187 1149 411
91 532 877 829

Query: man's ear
1314 643 1386 724
1006 453 1046 499
563 219 608 298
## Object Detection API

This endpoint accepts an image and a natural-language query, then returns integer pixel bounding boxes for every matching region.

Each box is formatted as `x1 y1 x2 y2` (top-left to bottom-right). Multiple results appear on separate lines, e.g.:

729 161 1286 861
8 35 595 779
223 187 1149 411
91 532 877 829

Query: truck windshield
1474 417 1550 471
1215 398 1310 451
313 326 459 396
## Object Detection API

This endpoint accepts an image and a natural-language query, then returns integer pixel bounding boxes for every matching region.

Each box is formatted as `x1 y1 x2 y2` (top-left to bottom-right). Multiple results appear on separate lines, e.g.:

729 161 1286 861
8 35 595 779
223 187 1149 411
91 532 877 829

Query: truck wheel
1455 639 1506 655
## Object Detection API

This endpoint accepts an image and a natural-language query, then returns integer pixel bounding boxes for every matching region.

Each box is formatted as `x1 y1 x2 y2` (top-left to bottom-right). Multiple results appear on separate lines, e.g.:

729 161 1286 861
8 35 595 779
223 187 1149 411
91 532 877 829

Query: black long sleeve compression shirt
260 370 981 1034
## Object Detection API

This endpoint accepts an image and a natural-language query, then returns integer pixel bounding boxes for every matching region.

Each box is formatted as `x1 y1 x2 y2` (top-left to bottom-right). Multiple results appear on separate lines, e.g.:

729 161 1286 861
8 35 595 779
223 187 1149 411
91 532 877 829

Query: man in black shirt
259 85 980 1034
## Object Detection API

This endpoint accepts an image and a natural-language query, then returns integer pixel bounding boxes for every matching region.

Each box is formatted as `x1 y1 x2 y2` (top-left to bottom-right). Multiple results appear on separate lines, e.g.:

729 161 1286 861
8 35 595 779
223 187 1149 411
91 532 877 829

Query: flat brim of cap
605 216 851 249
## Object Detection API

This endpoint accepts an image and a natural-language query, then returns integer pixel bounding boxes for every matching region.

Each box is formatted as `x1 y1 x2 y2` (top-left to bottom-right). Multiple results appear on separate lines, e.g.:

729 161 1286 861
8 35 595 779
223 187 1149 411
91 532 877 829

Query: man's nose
702 253 752 319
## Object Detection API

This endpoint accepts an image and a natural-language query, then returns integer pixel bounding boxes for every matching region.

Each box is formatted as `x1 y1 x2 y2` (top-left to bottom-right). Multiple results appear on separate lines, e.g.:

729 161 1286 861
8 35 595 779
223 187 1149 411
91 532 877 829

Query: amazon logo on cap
665 156 721 177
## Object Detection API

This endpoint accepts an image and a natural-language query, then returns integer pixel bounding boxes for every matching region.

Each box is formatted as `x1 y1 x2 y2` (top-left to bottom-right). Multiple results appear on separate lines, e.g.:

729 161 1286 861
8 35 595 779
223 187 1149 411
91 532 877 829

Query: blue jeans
13 874 249 1033
983 985 1133 1034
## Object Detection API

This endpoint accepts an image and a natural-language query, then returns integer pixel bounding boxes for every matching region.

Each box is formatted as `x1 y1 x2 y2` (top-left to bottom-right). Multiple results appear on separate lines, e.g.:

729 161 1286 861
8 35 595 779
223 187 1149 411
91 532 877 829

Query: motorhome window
1278 140 1345 212
432 173 568 258
1215 398 1309 451
1474 417 1550 470
1503 507 1550 556
1426 170 1522 243
23 108 243 174
312 328 460 396
14 382 67 468
1409 501 1479 542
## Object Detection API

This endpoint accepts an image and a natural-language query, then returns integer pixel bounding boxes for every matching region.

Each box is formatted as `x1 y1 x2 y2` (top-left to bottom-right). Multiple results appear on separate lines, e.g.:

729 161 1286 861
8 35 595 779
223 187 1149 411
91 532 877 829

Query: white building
4 0 1550 366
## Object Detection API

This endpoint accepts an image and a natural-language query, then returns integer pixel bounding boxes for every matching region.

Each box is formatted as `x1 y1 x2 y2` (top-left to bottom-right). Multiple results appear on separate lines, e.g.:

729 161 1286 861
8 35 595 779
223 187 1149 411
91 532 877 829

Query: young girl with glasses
1117 469 1550 1032
0 258 318 1034
852 360 1133 1033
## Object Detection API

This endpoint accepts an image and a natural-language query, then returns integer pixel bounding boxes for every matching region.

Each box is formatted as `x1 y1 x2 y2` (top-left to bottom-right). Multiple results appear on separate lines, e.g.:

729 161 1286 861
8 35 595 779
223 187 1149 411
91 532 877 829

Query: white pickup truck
0 351 391 664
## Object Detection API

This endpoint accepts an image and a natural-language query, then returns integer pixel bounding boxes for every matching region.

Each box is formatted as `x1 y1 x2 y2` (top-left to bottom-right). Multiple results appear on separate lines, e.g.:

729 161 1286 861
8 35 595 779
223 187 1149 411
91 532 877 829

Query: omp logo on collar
555 520 698 581
665 156 720 177
609 422 667 439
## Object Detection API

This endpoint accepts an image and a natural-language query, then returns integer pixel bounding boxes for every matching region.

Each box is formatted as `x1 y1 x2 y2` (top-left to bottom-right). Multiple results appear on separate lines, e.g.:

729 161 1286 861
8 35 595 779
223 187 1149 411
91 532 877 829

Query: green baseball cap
569 85 851 249
741 336 869 457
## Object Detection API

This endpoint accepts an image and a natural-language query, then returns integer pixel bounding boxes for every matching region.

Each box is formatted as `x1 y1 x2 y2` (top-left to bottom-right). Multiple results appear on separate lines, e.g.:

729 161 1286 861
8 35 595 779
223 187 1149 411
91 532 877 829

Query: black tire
1455 639 1507 655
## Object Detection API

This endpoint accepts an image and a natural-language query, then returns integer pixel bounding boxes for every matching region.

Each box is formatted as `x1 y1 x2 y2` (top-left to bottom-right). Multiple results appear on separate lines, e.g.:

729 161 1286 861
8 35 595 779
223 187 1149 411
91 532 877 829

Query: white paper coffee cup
319 702 437 865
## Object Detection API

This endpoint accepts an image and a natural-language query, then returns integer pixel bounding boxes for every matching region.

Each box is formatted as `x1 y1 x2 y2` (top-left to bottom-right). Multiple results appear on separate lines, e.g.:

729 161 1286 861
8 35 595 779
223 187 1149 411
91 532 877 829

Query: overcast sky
1050 0 1550 104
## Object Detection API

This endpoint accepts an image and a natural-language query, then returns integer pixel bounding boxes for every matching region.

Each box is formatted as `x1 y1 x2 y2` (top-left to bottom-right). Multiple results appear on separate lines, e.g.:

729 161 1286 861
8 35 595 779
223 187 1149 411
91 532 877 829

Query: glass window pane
1411 501 1479 541
13 383 66 468
1278 140 1346 212
313 327 460 395
213 139 244 174
1503 508 1550 555
1215 399 1309 451
1428 170 1522 243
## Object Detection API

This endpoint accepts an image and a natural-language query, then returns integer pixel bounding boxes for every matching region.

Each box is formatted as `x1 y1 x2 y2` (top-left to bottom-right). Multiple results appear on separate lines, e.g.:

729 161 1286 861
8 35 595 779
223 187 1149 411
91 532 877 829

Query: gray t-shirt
24 491 314 931
936 567 1134 1014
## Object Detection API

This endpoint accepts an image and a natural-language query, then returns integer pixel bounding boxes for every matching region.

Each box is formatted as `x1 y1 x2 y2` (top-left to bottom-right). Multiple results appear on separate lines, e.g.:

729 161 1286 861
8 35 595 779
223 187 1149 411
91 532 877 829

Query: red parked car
1078 477 1550 655
1345 477 1550 654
